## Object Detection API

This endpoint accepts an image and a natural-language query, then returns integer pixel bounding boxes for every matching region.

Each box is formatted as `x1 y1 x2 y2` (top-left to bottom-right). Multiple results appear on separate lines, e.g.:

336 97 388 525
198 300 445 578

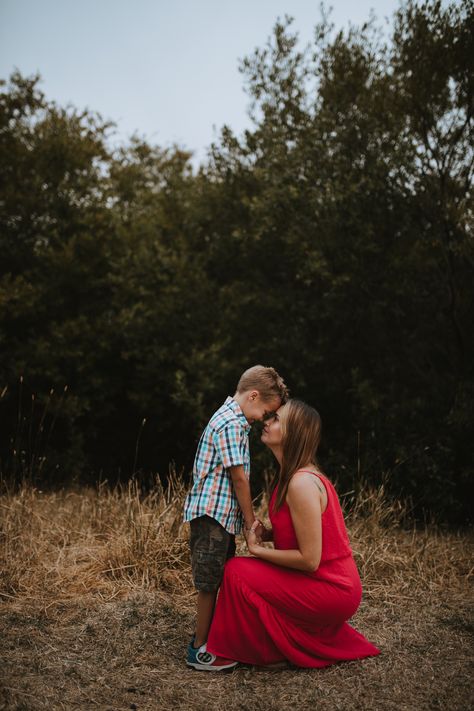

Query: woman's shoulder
290 467 326 484
288 468 323 496
288 473 312 491
288 468 329 511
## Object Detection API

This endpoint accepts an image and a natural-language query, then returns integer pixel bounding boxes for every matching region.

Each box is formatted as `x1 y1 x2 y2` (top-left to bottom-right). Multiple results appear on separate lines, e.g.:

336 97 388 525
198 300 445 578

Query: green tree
0 72 117 478
1 1 472 521
201 1 473 518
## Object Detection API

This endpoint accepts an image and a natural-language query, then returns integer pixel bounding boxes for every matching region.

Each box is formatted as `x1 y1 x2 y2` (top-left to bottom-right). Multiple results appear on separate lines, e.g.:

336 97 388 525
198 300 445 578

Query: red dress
206 472 380 667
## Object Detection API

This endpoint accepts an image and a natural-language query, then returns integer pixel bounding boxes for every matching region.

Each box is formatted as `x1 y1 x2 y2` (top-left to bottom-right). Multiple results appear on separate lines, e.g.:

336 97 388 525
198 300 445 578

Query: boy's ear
249 389 259 402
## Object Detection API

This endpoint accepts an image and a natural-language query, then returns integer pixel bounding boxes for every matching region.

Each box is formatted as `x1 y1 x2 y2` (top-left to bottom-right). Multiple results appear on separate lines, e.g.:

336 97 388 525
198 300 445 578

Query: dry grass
0 476 472 711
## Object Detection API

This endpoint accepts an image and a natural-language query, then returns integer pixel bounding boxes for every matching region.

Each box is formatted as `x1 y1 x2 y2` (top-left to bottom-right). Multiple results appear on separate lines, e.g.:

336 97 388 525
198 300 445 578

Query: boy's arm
228 465 256 532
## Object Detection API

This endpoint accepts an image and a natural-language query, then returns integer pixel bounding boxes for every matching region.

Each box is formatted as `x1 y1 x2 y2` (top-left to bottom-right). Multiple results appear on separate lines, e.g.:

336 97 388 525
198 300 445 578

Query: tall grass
0 475 471 610
0 378 70 486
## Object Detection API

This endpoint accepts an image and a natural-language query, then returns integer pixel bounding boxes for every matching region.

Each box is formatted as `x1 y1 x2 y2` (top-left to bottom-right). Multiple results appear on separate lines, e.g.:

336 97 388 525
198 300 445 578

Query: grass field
1 476 472 711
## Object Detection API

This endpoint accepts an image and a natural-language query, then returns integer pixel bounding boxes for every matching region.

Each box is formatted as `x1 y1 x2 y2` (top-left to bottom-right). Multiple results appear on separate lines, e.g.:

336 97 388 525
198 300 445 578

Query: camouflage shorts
189 515 236 592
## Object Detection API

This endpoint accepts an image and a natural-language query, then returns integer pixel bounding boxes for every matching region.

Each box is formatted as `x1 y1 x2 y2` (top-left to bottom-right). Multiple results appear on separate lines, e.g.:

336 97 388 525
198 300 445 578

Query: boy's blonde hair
236 365 289 404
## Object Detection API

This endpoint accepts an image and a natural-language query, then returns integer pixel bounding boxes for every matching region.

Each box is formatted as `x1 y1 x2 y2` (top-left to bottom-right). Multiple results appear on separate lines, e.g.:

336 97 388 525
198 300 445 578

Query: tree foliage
0 2 472 521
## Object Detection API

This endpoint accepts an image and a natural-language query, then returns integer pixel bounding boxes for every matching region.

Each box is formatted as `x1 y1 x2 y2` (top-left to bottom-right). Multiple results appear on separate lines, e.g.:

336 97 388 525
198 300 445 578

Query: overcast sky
1 0 402 166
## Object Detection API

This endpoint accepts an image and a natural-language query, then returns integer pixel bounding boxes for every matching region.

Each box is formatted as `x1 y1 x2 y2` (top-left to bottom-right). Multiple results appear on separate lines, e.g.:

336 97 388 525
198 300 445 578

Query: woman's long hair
273 399 322 511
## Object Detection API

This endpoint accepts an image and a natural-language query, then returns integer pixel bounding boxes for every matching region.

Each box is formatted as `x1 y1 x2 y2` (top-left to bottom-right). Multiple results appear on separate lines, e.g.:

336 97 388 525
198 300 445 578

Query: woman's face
261 405 286 448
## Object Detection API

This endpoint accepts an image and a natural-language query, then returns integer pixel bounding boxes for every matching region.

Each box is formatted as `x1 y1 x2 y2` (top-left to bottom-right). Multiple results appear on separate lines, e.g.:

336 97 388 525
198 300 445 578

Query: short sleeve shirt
183 397 251 534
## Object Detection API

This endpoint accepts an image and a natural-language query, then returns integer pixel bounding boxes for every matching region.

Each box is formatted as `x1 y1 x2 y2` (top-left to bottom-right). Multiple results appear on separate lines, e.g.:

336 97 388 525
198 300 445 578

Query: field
1 476 472 711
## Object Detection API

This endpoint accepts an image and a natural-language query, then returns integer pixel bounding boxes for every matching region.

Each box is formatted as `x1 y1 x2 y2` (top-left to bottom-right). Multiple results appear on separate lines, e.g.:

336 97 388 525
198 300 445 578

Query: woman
205 399 380 668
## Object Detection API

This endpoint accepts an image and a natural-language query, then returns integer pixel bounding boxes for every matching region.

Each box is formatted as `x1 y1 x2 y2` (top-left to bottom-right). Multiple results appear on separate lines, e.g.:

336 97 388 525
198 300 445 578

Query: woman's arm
247 476 322 572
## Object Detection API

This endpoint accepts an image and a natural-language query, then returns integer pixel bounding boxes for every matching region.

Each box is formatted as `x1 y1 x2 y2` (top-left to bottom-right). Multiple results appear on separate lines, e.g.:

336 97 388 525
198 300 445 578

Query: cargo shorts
189 515 236 592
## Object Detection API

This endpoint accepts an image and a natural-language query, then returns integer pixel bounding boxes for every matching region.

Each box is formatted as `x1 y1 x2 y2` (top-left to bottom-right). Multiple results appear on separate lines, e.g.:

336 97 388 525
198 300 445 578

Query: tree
1 2 472 521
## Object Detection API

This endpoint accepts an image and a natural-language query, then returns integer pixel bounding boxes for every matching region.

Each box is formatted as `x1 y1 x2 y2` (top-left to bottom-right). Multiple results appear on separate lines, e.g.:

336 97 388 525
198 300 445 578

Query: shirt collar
225 396 251 431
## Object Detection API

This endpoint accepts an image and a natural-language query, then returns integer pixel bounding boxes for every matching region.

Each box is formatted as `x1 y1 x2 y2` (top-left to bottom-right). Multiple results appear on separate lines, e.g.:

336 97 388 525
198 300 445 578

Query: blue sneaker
186 640 238 671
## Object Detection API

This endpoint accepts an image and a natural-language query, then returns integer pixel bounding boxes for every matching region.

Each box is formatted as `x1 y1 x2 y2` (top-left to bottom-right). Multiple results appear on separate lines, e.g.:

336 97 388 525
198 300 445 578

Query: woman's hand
246 520 262 556
241 477 323 573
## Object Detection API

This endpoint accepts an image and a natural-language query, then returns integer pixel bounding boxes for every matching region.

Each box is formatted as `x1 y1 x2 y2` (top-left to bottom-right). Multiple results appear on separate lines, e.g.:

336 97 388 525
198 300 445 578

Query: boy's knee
193 549 226 592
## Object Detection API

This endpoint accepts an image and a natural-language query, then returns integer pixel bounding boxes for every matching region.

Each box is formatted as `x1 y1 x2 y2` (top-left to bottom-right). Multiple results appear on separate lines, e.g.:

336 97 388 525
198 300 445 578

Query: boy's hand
246 521 262 556
244 519 267 544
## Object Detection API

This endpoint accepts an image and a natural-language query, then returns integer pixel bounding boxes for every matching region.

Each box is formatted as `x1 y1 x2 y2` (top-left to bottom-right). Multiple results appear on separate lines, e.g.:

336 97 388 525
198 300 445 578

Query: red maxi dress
206 472 380 667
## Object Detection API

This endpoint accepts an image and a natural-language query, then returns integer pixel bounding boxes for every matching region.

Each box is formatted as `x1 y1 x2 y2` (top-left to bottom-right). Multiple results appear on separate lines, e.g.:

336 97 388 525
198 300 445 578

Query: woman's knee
224 555 257 581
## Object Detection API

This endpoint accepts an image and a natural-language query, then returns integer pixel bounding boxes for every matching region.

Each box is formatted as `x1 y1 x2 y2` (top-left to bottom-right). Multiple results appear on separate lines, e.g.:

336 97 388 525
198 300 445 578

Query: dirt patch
1 483 472 710
1 591 472 711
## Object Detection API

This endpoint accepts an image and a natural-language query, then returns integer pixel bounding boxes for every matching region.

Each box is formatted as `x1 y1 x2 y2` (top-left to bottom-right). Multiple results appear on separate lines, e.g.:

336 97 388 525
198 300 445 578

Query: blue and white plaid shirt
183 396 251 534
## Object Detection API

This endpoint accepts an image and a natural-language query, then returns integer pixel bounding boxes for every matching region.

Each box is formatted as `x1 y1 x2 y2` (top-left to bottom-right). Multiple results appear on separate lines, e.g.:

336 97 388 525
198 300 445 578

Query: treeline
1 1 472 522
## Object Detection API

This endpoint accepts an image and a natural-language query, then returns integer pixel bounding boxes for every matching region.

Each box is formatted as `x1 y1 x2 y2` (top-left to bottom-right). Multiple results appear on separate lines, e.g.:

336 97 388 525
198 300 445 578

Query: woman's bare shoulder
287 471 319 495
288 469 327 511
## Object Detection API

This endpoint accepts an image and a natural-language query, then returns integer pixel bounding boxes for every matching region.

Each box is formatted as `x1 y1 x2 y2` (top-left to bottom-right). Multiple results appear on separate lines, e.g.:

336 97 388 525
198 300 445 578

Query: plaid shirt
183 396 251 534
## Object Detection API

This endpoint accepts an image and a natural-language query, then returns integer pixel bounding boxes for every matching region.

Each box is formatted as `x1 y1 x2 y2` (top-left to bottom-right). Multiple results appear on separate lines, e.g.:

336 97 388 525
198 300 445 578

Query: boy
184 365 288 671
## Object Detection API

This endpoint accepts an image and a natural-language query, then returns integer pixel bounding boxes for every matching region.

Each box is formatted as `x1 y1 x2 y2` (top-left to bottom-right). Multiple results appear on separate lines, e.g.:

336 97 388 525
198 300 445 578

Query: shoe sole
186 661 238 671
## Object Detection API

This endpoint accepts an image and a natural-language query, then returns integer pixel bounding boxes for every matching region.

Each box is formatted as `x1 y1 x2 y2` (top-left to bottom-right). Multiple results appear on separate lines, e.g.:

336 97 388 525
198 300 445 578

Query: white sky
1 0 402 166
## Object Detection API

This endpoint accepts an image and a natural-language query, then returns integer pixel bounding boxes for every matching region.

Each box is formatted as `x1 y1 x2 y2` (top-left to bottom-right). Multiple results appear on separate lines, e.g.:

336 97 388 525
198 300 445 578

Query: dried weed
0 479 472 710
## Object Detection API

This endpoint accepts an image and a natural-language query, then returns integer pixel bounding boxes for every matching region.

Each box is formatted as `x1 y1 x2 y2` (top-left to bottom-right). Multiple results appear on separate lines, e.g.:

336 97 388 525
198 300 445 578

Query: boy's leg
189 516 235 647
194 590 217 648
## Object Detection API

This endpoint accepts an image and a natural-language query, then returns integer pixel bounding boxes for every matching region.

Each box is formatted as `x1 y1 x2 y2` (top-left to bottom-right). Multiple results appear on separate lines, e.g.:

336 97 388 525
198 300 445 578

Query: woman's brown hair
273 399 322 510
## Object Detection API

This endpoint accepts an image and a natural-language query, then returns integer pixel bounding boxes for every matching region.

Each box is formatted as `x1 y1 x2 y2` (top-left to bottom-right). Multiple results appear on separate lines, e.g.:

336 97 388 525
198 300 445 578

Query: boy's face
241 391 281 424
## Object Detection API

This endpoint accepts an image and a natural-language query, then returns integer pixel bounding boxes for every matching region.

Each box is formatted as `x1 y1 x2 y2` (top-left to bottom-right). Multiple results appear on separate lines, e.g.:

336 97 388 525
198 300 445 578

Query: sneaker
186 641 238 671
